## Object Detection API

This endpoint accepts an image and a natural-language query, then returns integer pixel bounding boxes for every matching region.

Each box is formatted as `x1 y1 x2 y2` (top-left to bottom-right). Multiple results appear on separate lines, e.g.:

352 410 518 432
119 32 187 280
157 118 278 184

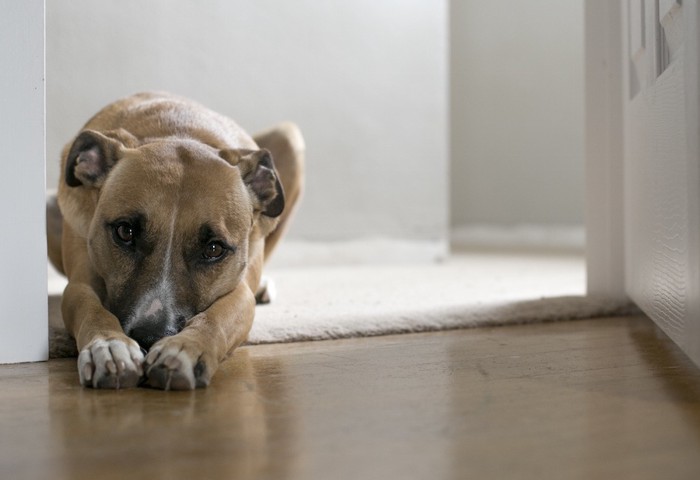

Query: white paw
144 338 211 390
78 338 144 389
255 275 276 304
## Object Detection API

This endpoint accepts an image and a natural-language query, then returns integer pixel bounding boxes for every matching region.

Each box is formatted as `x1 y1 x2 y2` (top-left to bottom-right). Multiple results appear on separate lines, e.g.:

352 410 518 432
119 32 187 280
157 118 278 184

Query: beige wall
47 0 584 246
450 0 585 227
47 0 448 244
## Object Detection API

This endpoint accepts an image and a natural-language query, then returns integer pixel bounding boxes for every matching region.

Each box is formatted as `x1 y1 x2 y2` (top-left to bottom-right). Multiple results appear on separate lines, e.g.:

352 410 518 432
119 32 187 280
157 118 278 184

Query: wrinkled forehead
96 143 253 236
176 163 253 240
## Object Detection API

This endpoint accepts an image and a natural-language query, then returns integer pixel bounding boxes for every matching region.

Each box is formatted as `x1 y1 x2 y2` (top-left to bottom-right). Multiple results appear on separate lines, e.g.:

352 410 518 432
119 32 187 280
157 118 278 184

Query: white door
622 0 700 366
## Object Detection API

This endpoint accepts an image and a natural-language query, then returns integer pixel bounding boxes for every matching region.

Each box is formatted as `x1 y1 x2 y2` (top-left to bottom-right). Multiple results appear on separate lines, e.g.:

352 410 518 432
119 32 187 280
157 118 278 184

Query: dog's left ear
220 148 285 218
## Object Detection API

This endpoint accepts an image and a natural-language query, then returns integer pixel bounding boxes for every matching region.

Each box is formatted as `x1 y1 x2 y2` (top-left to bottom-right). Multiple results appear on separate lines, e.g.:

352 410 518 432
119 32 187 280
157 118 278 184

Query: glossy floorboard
1 315 700 480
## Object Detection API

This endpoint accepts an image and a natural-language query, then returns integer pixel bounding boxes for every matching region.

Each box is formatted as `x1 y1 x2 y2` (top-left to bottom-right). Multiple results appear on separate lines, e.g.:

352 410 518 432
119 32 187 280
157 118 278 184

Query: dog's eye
114 223 134 244
203 241 226 260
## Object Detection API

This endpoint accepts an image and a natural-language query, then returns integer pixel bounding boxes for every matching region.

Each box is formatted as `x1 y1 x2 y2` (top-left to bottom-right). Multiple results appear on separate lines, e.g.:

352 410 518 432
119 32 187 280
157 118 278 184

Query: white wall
450 1 585 230
47 0 448 247
0 0 48 363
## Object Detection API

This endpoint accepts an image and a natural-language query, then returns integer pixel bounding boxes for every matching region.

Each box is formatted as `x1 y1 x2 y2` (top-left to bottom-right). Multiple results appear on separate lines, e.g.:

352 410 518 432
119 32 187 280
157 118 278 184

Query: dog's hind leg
253 122 305 262
46 192 65 275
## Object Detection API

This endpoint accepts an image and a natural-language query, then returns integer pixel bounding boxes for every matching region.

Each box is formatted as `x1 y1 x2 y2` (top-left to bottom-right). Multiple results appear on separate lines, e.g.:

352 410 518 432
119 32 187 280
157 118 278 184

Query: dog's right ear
65 130 124 188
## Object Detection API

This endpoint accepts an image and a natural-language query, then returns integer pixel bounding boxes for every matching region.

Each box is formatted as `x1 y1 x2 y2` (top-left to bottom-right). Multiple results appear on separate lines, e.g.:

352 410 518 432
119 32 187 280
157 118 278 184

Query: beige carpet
49 251 635 358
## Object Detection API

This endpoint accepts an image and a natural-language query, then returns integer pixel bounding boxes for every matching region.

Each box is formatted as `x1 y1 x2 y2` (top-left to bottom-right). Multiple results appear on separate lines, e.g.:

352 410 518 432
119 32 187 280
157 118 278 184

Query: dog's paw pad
78 338 144 389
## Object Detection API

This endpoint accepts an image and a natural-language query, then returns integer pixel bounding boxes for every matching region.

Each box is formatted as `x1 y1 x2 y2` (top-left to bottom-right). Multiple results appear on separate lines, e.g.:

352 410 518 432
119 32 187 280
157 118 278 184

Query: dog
47 92 304 390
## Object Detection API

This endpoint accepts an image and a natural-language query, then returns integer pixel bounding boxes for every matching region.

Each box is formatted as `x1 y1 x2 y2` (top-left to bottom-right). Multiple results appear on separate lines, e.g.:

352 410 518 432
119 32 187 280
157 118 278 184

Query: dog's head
60 129 284 349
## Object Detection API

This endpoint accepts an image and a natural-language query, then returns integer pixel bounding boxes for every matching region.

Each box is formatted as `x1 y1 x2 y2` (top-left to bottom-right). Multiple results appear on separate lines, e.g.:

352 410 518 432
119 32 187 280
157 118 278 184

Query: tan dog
47 92 304 390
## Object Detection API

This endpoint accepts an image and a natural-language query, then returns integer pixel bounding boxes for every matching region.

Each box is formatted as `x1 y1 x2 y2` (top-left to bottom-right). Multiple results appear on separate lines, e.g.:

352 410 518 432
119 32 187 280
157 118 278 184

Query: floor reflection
47 349 296 480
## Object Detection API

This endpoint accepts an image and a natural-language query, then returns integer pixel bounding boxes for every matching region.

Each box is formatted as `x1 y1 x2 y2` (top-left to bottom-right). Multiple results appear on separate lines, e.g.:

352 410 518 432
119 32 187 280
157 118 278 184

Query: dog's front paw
144 337 213 390
78 337 144 389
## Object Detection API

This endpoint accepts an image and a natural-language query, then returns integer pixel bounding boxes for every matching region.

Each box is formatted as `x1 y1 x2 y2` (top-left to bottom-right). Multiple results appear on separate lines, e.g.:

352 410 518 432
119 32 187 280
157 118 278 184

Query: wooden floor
1 315 700 480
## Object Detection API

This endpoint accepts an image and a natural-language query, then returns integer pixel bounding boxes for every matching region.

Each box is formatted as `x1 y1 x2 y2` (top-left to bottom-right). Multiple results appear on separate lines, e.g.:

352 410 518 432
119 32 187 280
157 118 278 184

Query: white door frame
584 0 626 300
0 0 48 364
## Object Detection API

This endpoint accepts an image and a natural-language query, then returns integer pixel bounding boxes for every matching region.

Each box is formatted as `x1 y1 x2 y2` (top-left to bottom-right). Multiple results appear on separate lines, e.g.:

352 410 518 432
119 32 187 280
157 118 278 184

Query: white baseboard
451 224 585 253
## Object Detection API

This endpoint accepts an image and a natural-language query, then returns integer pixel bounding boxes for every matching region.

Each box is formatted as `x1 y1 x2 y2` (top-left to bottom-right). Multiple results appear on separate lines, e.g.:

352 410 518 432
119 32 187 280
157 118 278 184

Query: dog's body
48 92 304 390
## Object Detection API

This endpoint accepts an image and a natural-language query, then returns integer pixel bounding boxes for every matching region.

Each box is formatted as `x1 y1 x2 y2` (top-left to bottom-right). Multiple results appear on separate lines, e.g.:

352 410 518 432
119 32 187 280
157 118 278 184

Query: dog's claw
144 347 161 367
106 360 117 375
81 362 93 384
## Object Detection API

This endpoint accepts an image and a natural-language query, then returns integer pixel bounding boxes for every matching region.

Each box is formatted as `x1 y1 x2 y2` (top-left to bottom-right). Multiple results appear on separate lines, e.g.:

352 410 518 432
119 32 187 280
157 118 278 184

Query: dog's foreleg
63 281 145 388
143 282 256 390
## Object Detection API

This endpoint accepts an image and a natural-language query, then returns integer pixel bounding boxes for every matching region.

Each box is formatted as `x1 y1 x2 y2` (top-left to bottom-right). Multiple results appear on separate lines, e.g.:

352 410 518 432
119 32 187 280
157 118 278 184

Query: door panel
622 0 700 366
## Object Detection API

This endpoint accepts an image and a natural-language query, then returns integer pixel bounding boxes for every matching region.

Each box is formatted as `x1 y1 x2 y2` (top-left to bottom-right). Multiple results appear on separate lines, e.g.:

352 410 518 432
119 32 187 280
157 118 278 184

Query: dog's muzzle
125 297 189 350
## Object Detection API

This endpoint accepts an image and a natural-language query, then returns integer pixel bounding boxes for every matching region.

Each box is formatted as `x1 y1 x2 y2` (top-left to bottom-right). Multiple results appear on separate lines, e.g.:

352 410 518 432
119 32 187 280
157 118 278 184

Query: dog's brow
198 224 231 246
105 211 146 230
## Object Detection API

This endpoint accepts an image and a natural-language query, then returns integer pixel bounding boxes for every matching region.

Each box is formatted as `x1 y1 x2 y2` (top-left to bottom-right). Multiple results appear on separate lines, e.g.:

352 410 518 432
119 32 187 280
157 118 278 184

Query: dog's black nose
129 319 180 351
129 323 165 351
123 299 191 350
